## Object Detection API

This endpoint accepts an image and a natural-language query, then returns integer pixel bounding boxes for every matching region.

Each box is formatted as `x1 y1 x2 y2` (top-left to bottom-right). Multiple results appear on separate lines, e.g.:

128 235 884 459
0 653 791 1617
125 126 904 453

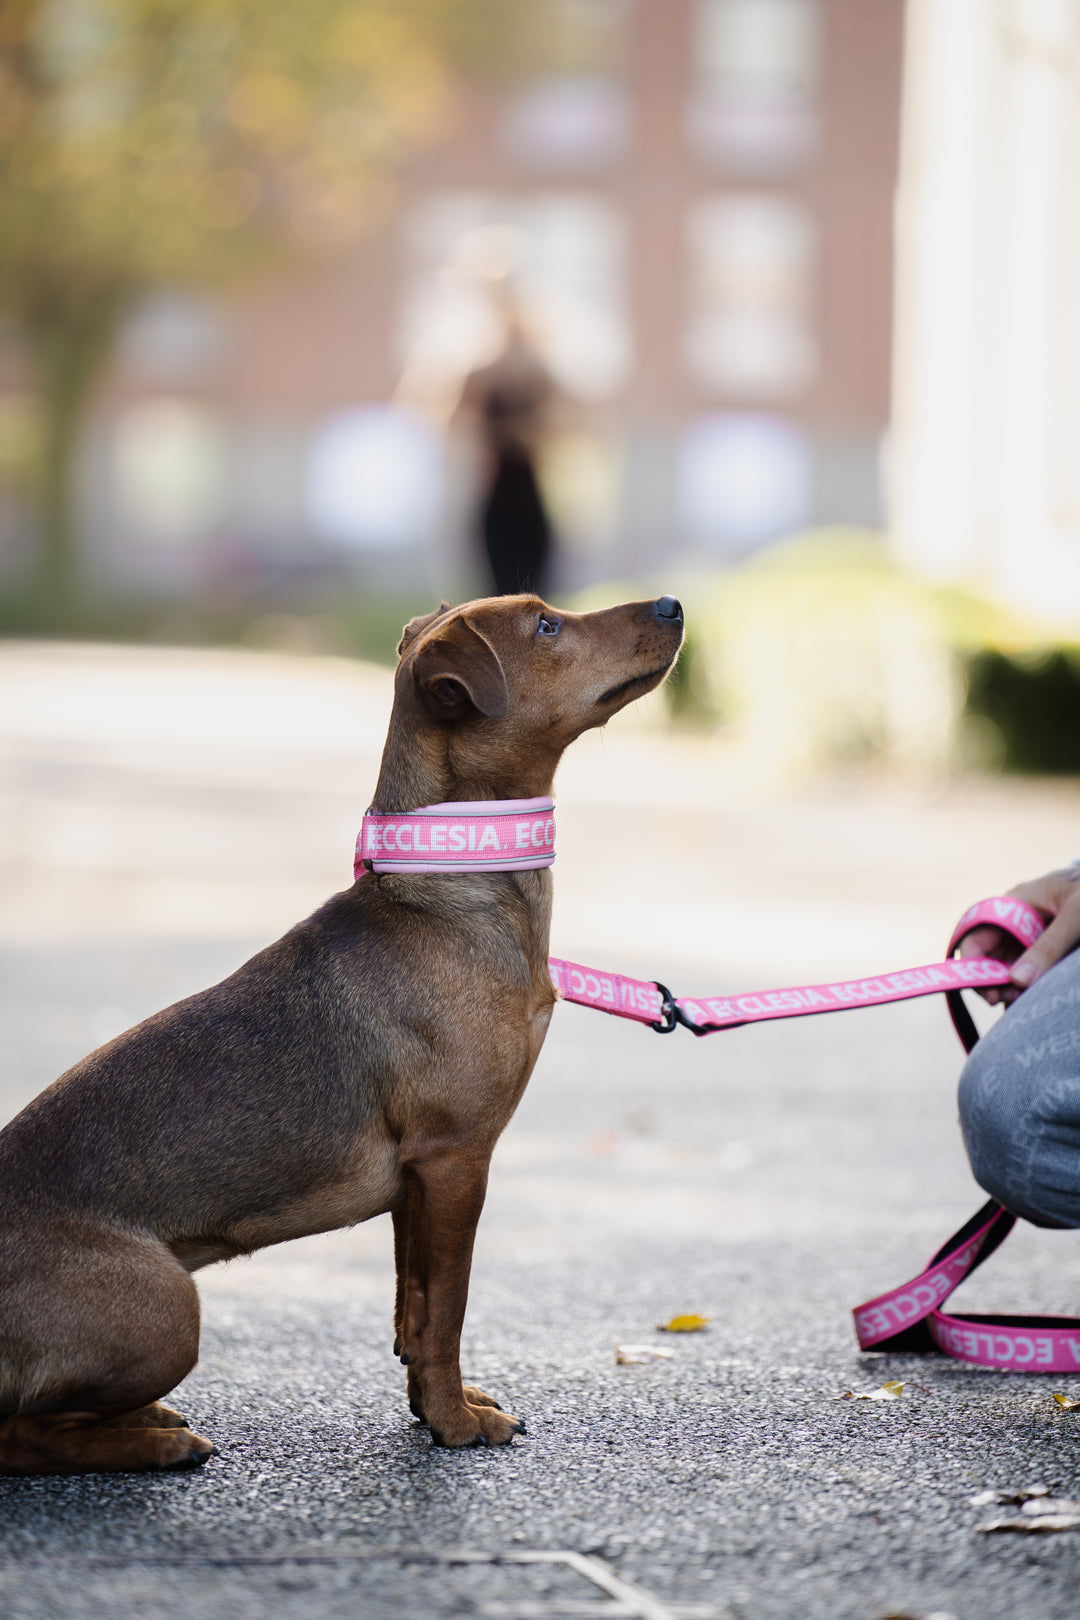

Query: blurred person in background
958 866 1080 1230
454 298 556 598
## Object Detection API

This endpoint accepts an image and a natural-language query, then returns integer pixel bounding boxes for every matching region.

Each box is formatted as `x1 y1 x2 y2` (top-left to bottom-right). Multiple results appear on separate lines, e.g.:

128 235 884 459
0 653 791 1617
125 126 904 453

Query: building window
687 0 820 170
685 195 816 398
500 77 631 172
114 400 228 542
117 294 227 385
499 0 632 173
677 412 813 551
304 406 441 551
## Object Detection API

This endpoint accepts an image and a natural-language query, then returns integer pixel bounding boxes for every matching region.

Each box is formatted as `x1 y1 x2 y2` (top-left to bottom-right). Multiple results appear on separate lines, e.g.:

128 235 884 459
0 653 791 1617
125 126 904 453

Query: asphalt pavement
3 640 1080 1620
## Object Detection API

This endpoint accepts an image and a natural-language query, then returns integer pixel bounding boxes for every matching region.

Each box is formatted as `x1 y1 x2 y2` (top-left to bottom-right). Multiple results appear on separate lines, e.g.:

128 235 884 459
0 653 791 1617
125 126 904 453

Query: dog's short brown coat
0 593 682 1473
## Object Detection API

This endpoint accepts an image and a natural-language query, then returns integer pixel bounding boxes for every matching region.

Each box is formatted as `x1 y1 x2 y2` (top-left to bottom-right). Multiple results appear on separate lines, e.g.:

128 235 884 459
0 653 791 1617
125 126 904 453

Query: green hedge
574 530 1075 775
965 649 1080 773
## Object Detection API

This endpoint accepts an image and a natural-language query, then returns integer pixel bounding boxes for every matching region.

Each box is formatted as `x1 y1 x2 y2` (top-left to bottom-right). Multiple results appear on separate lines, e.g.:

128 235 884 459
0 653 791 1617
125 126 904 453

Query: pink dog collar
356 797 555 877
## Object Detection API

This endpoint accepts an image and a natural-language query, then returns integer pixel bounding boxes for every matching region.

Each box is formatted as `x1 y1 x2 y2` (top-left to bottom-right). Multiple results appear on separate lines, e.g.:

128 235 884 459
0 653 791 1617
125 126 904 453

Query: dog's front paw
404 1366 431 1425
462 1384 502 1411
429 1400 525 1448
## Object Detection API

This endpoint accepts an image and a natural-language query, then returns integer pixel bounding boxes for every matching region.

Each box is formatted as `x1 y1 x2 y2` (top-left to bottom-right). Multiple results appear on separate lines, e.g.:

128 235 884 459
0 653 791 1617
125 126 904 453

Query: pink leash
359 805 1078 1372
554 898 1080 1373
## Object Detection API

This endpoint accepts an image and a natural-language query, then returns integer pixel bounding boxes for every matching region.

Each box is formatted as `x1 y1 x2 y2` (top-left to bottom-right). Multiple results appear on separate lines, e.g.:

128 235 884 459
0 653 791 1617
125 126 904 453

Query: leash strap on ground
553 896 1080 1373
852 896 1080 1373
851 1197 1080 1372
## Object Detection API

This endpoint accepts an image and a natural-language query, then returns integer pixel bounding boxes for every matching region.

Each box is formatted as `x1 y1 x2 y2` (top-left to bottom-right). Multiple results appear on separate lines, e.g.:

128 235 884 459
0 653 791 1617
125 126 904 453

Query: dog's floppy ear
397 602 451 657
411 616 509 721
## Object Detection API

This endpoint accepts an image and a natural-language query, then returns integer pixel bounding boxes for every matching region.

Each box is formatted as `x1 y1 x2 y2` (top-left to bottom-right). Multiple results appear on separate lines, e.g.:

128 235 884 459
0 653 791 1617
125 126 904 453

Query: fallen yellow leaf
842 1380 904 1402
657 1314 711 1333
1052 1392 1080 1410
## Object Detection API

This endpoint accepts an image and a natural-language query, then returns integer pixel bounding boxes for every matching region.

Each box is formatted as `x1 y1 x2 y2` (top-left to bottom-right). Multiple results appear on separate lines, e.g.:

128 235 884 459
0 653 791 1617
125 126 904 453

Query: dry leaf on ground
970 1485 1049 1507
1052 1392 1080 1410
615 1344 676 1365
977 1498 1080 1534
881 1611 958 1620
656 1314 711 1333
842 1380 904 1402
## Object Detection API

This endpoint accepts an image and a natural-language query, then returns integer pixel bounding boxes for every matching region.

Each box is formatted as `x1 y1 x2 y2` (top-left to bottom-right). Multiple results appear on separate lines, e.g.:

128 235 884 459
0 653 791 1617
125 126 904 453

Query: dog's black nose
655 595 683 621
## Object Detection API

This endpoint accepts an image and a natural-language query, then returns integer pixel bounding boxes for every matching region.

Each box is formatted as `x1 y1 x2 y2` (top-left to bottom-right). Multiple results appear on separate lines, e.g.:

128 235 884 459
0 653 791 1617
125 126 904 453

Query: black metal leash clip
649 983 679 1034
649 983 728 1038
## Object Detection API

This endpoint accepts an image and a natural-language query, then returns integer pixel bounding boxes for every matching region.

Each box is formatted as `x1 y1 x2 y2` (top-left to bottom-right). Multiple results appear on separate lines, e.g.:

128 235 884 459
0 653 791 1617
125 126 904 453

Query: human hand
957 866 1080 1005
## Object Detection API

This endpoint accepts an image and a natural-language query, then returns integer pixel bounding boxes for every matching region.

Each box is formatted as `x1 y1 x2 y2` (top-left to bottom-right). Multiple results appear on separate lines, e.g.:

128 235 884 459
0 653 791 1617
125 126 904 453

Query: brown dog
0 592 683 1473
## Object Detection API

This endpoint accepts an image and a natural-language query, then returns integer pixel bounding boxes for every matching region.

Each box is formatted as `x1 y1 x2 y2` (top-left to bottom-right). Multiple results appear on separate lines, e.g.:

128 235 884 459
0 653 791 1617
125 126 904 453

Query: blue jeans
959 949 1080 1228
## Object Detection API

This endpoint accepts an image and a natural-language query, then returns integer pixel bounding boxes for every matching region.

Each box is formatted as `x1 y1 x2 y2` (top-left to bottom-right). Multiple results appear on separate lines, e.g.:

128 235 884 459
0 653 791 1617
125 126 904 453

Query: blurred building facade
57 0 904 598
890 0 1080 627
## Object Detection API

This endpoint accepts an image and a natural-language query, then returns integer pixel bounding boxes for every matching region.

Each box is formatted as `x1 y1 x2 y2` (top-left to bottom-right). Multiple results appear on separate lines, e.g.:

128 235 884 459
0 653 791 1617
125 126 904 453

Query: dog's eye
536 615 560 637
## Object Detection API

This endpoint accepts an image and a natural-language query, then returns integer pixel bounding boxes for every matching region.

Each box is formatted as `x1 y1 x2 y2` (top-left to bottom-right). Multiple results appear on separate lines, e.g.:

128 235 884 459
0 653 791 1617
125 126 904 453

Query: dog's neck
371 710 556 814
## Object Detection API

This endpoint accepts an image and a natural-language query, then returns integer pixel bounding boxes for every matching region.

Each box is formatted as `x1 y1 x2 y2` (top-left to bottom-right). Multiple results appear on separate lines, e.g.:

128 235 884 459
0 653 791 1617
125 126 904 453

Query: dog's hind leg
102 1402 190 1429
0 1226 212 1475
0 1411 212 1473
396 1152 524 1448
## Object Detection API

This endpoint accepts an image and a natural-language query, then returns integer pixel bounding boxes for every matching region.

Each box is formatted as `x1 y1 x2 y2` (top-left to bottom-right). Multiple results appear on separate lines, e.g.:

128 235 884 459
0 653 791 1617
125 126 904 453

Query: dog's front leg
391 1202 428 1424
396 1152 524 1447
391 1203 409 1362
393 1191 502 1425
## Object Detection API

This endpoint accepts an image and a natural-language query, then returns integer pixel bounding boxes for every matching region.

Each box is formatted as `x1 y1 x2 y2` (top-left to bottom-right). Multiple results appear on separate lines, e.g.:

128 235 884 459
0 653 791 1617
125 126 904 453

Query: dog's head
389 594 684 799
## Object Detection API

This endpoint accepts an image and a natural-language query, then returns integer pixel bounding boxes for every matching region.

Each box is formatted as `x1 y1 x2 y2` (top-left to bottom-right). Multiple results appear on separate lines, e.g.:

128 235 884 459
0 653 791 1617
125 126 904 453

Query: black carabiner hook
649 982 679 1034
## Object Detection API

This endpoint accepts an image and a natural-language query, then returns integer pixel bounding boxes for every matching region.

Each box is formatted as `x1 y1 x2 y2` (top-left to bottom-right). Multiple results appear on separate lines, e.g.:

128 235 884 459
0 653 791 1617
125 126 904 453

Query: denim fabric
959 949 1080 1228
